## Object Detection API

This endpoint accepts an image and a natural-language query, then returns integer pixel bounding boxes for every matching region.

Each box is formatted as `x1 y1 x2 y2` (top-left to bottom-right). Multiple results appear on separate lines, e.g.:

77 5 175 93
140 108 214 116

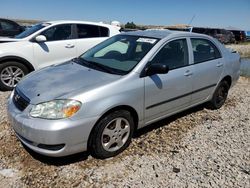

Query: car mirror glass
146 64 169 76
35 35 47 42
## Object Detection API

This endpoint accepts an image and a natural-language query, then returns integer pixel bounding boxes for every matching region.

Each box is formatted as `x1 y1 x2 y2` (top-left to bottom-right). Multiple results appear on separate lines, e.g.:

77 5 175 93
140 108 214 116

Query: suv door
190 38 223 104
33 24 76 68
144 38 193 123
75 24 110 56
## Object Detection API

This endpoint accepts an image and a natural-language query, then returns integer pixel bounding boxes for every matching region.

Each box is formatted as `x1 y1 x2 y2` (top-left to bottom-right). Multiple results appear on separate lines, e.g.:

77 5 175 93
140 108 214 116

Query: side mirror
35 35 47 42
145 64 169 76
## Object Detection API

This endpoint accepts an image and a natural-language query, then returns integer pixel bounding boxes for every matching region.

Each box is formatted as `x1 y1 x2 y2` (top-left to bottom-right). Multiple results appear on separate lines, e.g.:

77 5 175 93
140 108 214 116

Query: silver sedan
7 30 240 159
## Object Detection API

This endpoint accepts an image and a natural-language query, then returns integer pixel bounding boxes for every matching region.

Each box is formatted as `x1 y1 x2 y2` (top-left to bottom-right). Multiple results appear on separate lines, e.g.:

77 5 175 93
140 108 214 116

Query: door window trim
35 24 75 42
190 37 222 64
140 37 190 77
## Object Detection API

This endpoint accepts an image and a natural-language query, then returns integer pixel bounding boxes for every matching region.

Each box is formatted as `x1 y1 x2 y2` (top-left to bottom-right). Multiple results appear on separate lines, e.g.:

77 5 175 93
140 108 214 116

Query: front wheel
208 80 230 109
89 110 134 159
0 62 28 91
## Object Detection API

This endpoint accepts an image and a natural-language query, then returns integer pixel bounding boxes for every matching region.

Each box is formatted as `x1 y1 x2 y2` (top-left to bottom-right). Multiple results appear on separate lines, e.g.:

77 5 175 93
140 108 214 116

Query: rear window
191 38 222 64
77 24 109 38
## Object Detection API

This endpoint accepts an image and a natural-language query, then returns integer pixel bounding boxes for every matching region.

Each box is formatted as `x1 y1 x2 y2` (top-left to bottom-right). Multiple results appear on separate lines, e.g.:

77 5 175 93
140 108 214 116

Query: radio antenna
188 14 196 26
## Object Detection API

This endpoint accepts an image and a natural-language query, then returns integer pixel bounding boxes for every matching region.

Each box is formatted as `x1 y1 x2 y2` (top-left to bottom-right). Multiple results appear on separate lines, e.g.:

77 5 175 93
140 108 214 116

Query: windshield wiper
89 61 116 74
74 57 124 75
79 58 117 74
72 57 92 68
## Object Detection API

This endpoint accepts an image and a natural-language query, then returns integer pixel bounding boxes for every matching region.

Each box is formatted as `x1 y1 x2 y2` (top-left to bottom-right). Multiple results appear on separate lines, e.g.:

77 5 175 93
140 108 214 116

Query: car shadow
22 143 90 166
134 104 205 138
23 104 206 166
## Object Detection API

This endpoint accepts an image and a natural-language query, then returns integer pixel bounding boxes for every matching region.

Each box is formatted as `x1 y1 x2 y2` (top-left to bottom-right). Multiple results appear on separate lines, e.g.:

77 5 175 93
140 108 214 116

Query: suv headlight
30 99 81 119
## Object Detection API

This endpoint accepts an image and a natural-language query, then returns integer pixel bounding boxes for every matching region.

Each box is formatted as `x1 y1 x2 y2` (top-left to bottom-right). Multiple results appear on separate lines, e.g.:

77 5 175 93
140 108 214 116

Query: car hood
17 61 121 104
0 38 23 43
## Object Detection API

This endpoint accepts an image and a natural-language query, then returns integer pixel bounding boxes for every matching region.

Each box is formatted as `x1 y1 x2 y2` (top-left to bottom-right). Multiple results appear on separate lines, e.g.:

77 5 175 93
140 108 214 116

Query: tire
89 110 134 159
0 61 29 91
208 80 230 110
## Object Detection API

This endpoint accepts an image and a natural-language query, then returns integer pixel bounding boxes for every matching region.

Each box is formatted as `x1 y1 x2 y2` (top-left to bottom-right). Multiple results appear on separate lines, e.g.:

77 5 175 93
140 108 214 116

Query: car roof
44 20 116 28
123 29 208 39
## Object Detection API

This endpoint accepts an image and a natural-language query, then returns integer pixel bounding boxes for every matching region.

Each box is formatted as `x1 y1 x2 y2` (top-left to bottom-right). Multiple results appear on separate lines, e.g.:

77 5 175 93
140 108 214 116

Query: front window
15 23 50 39
40 24 72 41
150 39 189 70
78 35 159 75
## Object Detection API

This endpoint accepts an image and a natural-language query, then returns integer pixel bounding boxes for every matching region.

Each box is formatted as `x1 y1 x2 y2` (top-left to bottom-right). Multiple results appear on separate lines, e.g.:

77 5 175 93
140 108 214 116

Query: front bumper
7 95 99 157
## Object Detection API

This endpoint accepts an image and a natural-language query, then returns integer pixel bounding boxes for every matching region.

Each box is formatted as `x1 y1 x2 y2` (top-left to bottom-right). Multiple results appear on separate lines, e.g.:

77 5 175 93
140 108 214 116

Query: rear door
75 24 110 56
144 38 193 123
190 38 223 104
33 24 77 68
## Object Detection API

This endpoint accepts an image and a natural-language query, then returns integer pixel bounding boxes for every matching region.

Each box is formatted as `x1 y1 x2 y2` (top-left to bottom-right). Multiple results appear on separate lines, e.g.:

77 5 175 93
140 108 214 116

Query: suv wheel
89 110 134 159
0 62 28 91
208 80 230 109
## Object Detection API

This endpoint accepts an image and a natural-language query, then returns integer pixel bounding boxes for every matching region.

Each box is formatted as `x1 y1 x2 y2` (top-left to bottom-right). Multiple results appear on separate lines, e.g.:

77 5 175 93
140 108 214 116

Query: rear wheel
89 110 134 159
208 80 230 109
0 62 28 91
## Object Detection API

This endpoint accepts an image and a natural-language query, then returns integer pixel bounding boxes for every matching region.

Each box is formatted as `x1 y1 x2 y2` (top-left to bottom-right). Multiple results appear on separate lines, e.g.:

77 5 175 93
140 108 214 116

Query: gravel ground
226 44 250 58
0 77 249 188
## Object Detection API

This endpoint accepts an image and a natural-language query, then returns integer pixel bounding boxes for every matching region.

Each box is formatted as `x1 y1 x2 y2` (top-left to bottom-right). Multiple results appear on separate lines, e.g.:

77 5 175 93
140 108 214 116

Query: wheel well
221 75 232 87
87 105 139 149
0 56 35 72
100 105 139 130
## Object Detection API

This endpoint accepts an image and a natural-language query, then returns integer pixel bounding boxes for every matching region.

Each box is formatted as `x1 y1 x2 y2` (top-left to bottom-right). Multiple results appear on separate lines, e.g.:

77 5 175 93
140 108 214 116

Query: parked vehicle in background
0 20 120 90
0 18 25 37
229 30 246 42
8 30 241 159
165 27 190 32
190 27 235 44
245 31 250 41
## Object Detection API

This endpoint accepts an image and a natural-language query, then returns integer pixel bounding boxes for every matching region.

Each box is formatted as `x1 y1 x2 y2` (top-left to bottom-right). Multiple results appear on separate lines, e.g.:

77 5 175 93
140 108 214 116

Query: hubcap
101 118 130 152
0 66 24 87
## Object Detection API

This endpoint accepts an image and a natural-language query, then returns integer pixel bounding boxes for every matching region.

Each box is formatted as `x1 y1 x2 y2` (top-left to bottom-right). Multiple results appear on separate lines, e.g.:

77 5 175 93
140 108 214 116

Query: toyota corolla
7 30 240 159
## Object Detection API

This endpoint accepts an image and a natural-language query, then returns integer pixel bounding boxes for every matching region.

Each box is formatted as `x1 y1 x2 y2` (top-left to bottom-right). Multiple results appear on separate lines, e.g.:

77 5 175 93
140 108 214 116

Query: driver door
33 24 76 69
144 38 193 123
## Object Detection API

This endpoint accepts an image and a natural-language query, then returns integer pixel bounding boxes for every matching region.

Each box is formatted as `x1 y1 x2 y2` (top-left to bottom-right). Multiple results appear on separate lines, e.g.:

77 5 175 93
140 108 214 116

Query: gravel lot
0 77 249 188
226 44 250 58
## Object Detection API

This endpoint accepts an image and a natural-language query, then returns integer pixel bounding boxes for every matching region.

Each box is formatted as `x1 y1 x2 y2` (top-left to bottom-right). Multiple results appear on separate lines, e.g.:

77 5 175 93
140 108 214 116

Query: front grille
13 88 30 111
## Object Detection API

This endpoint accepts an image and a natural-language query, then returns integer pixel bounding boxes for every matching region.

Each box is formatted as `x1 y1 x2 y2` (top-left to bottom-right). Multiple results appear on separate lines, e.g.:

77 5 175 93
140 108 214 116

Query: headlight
30 99 81 119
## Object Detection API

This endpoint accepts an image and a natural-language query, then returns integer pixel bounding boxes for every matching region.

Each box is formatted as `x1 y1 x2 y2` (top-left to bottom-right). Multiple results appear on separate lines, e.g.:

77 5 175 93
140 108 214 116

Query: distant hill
13 19 41 26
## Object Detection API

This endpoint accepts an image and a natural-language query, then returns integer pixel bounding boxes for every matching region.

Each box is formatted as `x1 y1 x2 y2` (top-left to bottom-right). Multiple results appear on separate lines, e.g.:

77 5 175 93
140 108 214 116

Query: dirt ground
0 77 249 188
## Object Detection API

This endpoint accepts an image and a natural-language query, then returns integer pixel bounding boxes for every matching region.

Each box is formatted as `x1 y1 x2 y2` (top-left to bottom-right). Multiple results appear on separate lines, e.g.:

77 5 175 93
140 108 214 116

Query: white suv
0 20 120 90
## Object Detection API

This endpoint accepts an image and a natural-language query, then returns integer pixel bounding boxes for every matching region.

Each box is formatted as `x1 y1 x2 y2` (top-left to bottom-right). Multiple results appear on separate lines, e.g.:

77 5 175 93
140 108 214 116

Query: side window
1 21 16 30
151 39 189 70
40 24 72 41
77 24 100 38
99 26 109 37
191 38 221 64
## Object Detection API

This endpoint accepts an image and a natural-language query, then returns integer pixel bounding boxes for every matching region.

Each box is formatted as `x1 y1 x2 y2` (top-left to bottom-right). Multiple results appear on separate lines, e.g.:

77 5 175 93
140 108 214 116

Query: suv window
1 21 16 30
41 24 72 41
99 26 109 37
76 24 109 38
191 38 221 64
151 39 189 70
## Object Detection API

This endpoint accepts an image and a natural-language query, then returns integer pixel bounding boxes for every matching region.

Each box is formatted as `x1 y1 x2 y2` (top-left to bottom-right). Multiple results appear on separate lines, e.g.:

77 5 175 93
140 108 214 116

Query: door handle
216 62 223 67
184 70 193 76
65 44 75 48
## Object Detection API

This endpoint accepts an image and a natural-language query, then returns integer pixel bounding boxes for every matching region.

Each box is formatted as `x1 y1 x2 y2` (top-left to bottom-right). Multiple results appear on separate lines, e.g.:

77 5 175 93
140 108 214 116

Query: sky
1 0 250 30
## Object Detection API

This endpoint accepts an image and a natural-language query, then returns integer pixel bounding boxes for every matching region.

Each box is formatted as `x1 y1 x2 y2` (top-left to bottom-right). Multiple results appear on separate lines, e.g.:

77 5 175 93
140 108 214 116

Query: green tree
125 22 137 29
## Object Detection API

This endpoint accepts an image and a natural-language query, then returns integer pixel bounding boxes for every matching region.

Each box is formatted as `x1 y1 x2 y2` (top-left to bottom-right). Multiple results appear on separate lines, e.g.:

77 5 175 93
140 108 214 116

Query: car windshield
79 35 159 75
15 23 50 39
